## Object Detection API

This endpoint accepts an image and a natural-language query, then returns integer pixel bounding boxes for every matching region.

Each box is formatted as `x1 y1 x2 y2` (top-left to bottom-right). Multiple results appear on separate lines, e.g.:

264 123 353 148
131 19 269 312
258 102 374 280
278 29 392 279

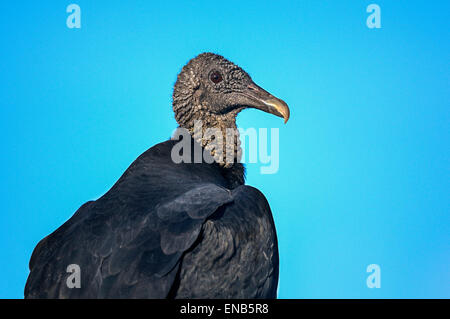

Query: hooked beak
241 82 290 123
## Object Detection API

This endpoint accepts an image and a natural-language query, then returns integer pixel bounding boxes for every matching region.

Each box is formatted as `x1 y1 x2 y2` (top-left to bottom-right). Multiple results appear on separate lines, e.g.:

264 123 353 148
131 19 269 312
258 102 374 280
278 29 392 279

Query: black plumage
25 53 289 298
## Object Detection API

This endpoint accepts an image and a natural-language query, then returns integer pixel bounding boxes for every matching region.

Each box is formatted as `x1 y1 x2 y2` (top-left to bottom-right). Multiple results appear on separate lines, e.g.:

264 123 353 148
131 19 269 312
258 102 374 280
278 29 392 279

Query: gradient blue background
0 1 448 298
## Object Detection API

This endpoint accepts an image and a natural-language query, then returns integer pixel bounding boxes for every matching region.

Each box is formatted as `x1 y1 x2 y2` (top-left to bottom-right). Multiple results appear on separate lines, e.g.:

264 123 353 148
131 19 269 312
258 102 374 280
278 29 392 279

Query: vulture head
172 53 289 179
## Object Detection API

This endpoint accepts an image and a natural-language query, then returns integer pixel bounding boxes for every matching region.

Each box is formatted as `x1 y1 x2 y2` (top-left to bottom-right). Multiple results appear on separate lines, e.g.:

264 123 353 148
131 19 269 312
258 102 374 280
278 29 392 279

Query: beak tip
282 108 290 124
244 84 290 124
263 98 290 125
283 110 290 124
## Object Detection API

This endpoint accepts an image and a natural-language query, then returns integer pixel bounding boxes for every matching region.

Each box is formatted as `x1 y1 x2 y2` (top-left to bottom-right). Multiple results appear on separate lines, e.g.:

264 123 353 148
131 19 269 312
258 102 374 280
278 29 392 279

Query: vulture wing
25 142 235 298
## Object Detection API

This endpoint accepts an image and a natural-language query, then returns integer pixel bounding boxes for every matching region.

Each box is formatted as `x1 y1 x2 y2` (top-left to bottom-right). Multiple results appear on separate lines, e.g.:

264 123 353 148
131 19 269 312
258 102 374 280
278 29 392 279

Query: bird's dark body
25 140 279 298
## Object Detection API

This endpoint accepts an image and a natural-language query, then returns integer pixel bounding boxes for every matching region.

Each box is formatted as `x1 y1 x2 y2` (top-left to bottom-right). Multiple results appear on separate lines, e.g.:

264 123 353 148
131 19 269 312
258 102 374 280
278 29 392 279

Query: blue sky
0 1 449 298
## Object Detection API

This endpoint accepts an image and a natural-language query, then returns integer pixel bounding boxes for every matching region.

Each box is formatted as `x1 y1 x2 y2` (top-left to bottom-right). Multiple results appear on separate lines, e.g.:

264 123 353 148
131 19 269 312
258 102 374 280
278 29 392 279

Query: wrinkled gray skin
25 53 288 299
173 53 252 181
173 53 289 179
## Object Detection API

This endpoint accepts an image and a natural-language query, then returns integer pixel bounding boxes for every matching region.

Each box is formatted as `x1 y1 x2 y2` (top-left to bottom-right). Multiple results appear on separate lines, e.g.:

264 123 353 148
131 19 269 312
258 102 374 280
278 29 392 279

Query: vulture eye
209 71 223 84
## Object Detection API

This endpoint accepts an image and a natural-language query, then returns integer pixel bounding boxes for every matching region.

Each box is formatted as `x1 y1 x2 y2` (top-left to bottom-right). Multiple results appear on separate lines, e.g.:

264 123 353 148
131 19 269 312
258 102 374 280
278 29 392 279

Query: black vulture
25 53 290 298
